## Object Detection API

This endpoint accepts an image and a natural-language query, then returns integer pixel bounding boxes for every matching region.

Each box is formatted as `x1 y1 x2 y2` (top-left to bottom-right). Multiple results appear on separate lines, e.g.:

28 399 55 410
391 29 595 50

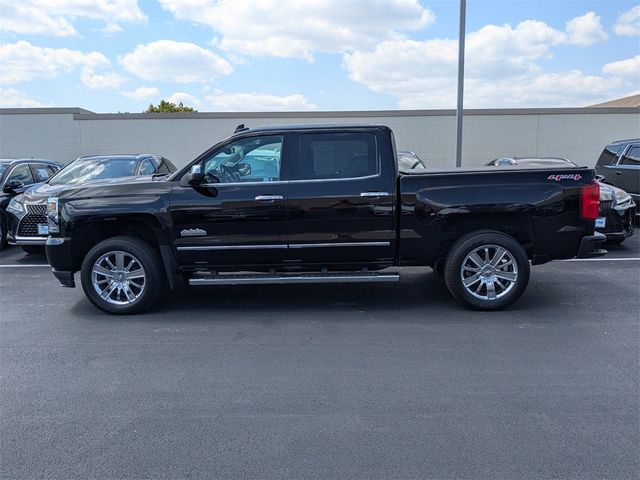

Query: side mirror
181 165 204 186
595 174 605 182
238 163 252 176
3 179 24 192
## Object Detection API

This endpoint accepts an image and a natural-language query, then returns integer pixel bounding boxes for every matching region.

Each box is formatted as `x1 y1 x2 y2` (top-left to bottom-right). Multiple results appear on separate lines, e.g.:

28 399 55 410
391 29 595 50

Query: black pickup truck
45 124 605 314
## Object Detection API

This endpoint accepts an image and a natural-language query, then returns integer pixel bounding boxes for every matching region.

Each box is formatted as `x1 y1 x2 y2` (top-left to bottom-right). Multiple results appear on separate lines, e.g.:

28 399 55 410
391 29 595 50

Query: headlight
47 196 60 233
6 196 27 219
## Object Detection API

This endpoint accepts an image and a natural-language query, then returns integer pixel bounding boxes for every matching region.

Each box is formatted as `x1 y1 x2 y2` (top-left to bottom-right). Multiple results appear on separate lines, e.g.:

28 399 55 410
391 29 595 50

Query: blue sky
0 0 638 112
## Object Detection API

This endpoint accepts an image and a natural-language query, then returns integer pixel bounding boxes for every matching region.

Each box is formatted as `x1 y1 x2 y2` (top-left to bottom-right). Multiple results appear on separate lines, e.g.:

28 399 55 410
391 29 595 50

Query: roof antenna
234 124 249 134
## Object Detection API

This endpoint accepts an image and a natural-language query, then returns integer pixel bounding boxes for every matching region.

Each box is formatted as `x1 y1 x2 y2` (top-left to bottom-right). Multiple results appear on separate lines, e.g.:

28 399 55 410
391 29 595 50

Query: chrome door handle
255 195 284 201
360 191 389 197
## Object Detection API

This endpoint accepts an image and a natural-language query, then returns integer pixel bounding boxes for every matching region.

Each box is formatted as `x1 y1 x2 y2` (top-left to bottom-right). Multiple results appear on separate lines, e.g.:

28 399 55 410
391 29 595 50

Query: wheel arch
69 214 169 272
433 213 535 269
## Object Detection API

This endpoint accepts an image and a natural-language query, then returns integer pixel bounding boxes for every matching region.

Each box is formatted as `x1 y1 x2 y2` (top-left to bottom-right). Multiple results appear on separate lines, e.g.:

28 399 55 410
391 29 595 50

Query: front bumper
8 234 48 246
576 232 607 258
46 236 75 288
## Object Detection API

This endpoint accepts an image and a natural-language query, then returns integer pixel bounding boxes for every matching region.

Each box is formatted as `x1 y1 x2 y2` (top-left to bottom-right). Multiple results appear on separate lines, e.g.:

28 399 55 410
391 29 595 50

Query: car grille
17 204 48 237
599 200 636 235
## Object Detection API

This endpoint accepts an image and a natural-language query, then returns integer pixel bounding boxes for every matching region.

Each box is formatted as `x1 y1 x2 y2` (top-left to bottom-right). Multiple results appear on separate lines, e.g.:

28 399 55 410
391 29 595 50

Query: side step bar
188 272 400 286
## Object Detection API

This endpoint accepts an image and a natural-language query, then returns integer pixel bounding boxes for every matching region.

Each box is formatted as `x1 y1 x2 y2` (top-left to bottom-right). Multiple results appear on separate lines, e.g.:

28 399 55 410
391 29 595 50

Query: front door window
203 135 283 184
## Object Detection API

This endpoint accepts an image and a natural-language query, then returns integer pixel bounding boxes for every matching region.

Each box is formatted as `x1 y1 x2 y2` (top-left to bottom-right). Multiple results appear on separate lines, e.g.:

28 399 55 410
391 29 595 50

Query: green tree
144 100 197 113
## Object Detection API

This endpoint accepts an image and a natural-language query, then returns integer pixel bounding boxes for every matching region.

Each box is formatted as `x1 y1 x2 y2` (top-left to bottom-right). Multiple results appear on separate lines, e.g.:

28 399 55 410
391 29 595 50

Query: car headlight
613 191 634 210
6 196 27 219
47 196 60 233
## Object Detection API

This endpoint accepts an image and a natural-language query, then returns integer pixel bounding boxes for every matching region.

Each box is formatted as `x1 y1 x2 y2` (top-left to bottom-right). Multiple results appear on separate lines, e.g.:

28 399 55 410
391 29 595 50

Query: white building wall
0 109 81 164
1 108 638 168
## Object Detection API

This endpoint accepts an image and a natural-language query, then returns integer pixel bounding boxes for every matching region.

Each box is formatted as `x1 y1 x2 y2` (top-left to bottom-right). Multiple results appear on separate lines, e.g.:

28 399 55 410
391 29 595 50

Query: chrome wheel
460 244 518 301
91 250 146 305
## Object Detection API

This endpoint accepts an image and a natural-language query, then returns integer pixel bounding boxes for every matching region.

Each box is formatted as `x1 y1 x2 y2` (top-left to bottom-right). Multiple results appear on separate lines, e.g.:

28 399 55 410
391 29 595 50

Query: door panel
170 134 289 268
170 183 288 267
286 130 396 265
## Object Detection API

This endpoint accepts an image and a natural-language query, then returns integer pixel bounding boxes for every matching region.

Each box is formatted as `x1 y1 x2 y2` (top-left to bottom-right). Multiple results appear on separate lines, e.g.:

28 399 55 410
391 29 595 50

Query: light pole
455 0 466 168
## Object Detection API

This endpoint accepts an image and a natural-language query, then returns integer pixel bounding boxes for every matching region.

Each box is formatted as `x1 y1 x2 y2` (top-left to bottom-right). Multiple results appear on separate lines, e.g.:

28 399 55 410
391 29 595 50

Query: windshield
0 165 8 181
49 158 137 185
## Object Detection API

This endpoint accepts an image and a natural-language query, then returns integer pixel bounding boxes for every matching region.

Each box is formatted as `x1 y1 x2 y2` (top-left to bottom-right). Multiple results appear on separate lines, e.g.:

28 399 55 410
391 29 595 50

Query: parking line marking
564 257 640 262
0 264 49 268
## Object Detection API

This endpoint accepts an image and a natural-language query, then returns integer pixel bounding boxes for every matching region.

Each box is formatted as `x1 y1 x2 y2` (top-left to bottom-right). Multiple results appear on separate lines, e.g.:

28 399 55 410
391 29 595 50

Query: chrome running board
188 271 400 286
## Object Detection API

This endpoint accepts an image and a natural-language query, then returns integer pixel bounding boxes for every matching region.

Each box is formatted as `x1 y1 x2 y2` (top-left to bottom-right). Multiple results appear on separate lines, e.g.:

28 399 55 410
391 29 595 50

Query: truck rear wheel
444 231 530 311
80 236 164 314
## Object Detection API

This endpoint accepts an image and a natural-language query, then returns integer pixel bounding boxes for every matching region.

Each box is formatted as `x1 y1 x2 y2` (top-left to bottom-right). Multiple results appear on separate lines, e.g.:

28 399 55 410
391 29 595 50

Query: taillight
580 182 600 221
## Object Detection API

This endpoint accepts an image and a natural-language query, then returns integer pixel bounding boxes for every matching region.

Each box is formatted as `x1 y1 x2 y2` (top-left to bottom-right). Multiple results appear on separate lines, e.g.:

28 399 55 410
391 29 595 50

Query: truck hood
22 175 168 204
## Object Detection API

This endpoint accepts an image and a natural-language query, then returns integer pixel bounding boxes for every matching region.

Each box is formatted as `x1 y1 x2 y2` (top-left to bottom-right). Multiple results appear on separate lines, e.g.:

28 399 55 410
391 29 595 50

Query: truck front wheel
80 236 164 314
444 231 530 311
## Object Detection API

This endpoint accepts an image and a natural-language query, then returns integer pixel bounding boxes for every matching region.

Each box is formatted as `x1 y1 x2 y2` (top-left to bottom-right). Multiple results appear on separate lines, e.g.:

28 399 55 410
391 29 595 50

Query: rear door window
292 132 378 181
619 146 640 167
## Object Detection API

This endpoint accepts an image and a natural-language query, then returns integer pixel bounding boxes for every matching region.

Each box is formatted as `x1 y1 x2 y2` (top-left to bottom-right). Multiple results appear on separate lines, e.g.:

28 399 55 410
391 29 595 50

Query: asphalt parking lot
1 237 638 479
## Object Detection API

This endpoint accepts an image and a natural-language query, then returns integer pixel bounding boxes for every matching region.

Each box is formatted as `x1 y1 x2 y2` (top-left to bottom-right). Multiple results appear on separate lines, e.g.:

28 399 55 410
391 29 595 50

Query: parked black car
0 158 62 250
595 139 639 223
45 124 605 314
486 157 636 244
6 154 176 253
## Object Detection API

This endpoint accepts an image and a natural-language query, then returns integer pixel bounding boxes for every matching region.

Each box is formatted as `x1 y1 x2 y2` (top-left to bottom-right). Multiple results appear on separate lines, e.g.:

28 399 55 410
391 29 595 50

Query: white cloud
344 16 633 108
121 86 160 101
119 41 233 83
101 23 124 34
205 91 317 111
81 71 125 89
0 88 47 107
613 5 640 36
565 11 608 45
602 55 640 78
0 41 111 84
167 92 201 106
465 20 566 76
159 0 434 60
0 0 146 37
464 71 627 108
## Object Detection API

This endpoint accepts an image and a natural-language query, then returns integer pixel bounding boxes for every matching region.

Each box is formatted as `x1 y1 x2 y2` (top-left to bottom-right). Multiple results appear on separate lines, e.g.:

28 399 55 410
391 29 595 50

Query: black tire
444 230 530 311
80 236 164 314
21 245 44 255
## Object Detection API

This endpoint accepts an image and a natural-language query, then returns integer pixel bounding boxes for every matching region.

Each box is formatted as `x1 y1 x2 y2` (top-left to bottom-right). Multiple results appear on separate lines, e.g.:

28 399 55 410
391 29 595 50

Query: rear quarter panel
398 167 596 265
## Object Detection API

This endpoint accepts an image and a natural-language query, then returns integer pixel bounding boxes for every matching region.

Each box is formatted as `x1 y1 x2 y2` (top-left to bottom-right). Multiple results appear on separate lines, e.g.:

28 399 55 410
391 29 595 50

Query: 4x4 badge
180 228 207 237
548 173 582 181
